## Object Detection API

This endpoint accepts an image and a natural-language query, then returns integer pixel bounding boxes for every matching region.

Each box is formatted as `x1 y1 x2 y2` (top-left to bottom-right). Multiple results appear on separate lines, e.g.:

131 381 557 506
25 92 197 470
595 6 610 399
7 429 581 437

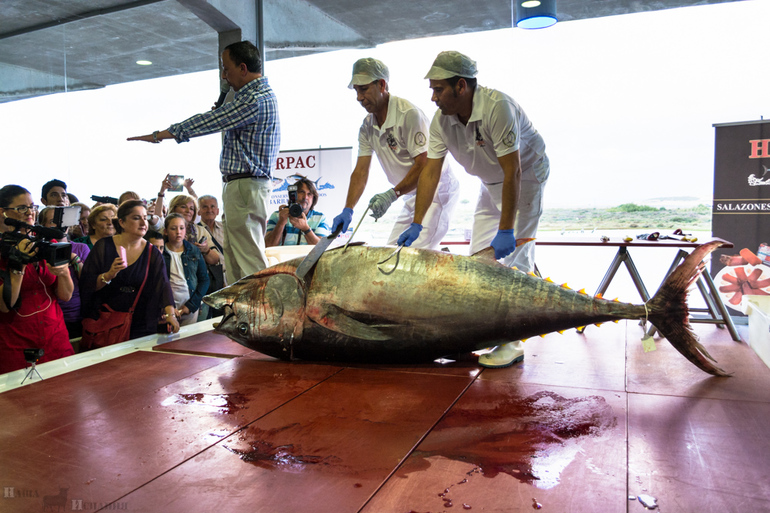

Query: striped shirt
266 209 330 245
168 77 281 179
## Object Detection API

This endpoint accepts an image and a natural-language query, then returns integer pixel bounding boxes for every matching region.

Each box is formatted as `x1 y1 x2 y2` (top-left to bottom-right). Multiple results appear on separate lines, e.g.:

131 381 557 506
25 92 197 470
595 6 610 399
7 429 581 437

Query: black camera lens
288 203 303 217
286 185 303 217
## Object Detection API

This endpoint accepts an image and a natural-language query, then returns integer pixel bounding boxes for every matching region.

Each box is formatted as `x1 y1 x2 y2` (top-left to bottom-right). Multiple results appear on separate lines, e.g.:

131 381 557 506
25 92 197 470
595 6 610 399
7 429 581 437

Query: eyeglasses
3 204 39 214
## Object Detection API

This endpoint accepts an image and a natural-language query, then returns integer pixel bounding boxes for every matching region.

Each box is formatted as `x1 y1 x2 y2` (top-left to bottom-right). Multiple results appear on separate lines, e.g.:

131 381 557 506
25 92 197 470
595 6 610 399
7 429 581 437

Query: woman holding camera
80 200 179 348
39 206 91 341
0 185 74 373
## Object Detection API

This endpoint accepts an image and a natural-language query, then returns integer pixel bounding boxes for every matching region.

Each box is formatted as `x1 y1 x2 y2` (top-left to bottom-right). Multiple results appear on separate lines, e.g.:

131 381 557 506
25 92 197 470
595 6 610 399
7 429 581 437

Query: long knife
295 225 343 279
343 205 369 253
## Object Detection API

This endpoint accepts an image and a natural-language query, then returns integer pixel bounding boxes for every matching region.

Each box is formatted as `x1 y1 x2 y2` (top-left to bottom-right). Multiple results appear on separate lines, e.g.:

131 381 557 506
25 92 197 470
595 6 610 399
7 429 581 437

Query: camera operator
40 206 90 341
0 185 74 374
264 176 329 247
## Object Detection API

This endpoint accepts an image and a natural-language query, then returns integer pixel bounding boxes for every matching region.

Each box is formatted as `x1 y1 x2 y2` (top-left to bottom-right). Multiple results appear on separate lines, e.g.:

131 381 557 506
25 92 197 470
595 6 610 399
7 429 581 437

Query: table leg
621 249 651 302
700 268 741 342
583 247 650 334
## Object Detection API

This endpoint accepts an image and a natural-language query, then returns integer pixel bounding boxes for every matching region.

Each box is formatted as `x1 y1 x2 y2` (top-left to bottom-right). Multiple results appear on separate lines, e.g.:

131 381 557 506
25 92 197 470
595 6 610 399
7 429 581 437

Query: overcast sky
0 0 767 209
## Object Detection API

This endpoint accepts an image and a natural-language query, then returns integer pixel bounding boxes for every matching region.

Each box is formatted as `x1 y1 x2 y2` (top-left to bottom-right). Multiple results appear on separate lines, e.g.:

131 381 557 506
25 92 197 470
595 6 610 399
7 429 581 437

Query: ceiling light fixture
136 60 152 66
514 0 557 29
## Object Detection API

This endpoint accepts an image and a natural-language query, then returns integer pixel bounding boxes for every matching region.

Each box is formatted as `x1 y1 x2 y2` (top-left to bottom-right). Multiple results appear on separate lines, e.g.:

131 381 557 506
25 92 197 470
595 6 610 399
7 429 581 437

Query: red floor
1 320 769 513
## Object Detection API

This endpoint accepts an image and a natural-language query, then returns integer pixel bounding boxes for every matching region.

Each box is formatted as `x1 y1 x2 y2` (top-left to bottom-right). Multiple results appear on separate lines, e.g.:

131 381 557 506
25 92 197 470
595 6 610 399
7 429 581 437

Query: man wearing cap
399 51 549 368
127 40 280 280
331 58 458 249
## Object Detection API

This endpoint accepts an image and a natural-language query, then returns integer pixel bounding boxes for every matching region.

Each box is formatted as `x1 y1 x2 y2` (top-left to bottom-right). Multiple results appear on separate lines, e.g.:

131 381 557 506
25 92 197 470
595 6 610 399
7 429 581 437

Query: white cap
424 51 478 80
348 58 389 89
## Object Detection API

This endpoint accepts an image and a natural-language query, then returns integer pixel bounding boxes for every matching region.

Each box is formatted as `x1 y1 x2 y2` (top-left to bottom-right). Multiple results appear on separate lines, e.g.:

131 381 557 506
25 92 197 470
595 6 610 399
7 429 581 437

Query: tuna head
203 270 306 359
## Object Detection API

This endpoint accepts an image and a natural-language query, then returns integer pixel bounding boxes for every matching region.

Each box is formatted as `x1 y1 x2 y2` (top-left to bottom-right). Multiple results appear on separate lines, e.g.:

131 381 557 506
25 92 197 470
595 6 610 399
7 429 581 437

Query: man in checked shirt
128 40 280 281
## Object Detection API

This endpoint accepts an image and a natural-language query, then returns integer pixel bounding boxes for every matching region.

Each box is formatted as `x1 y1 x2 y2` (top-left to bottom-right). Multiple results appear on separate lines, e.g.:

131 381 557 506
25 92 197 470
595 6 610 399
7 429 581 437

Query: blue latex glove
397 223 423 247
491 229 516 260
331 208 354 233
368 188 398 220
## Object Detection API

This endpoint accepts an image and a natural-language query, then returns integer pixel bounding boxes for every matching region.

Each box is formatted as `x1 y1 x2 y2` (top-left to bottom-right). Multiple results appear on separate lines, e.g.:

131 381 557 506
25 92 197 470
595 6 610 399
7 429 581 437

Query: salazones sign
712 120 770 315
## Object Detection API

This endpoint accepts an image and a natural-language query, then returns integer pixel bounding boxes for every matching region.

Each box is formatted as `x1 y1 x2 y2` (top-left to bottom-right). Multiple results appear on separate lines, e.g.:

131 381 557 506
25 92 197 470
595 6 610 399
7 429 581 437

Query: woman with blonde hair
168 194 198 242
73 203 118 249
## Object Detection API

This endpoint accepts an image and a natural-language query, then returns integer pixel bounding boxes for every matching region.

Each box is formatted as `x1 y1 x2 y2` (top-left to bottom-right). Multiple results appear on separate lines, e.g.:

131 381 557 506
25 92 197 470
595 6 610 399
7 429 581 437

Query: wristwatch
302 228 312 235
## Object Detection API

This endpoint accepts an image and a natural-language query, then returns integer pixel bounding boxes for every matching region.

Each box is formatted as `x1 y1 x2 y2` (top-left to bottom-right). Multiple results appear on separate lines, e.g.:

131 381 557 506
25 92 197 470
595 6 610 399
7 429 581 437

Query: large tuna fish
203 241 729 376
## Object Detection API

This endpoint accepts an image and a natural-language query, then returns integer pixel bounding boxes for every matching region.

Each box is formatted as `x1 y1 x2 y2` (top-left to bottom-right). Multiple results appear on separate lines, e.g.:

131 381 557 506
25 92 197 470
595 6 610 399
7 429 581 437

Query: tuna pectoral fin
203 288 236 310
311 305 396 341
648 240 731 377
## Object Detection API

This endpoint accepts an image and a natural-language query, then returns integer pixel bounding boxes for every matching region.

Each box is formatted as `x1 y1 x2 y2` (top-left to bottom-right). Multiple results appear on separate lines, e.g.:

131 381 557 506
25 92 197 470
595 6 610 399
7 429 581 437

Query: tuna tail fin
647 240 731 377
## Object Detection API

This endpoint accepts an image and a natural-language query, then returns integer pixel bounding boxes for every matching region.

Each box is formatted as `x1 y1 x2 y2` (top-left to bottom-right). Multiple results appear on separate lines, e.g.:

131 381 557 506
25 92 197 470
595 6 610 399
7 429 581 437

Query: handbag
204 228 226 294
81 244 151 350
206 264 225 294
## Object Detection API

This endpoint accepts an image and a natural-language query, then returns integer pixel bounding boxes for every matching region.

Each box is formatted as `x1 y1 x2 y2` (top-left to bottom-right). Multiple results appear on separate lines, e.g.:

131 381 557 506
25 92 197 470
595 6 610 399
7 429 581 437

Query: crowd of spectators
0 176 236 373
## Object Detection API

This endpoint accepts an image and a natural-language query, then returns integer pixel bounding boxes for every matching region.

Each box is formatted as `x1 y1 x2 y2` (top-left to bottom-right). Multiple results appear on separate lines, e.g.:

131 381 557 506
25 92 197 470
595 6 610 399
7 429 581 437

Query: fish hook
377 244 404 274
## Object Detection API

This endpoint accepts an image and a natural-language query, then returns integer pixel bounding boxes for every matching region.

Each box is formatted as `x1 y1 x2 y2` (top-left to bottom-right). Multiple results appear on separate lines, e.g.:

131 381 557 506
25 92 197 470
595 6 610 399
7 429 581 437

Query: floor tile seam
338 365 482 379
624 389 770 404
483 376 627 395
148 348 242 359
625 319 631 513
355 368 485 513
91 366 347 511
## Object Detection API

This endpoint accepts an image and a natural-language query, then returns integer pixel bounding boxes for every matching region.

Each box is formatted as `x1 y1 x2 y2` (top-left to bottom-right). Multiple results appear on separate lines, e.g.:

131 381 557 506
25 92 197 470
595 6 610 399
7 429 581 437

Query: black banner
712 120 770 315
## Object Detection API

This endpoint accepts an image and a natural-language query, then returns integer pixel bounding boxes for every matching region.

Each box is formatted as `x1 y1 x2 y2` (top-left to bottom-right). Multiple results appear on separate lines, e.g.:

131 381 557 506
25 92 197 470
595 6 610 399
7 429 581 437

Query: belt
222 173 269 183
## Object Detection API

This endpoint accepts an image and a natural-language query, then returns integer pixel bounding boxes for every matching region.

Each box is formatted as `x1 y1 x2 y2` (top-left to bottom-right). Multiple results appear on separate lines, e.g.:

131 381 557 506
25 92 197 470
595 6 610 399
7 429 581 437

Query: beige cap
348 58 389 89
424 51 478 80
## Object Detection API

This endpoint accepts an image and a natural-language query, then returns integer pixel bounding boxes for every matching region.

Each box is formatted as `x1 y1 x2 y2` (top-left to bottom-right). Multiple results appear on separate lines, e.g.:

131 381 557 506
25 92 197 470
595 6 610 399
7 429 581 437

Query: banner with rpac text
269 147 353 242
711 120 770 315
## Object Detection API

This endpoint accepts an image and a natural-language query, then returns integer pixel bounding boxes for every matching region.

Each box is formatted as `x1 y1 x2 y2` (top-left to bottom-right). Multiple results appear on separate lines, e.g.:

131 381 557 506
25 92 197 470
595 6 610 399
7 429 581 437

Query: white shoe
478 342 524 369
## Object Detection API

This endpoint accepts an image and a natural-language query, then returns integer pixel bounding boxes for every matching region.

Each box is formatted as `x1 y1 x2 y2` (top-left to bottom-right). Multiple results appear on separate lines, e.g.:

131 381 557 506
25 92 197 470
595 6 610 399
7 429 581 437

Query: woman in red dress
0 185 74 374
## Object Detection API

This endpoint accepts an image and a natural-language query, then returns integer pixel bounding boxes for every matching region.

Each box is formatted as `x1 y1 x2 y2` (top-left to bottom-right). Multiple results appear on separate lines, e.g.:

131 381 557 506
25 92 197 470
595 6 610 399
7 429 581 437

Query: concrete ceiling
0 0 745 104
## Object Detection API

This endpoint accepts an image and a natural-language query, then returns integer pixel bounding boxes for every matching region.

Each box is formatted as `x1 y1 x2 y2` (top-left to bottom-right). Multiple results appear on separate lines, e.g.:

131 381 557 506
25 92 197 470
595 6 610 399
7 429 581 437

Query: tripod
21 361 43 385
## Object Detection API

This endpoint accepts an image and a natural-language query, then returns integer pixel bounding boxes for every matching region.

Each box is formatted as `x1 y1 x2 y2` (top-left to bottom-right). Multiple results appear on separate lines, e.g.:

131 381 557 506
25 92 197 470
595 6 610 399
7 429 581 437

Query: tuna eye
237 323 249 336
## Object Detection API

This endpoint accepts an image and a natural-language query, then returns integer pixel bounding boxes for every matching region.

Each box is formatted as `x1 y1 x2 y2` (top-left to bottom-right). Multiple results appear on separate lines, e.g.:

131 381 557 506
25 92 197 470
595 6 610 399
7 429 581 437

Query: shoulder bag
81 244 151 350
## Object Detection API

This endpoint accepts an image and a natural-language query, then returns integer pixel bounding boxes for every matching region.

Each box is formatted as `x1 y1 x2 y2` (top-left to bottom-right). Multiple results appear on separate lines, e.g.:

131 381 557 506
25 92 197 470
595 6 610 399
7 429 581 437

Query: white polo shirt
428 85 548 185
358 95 453 191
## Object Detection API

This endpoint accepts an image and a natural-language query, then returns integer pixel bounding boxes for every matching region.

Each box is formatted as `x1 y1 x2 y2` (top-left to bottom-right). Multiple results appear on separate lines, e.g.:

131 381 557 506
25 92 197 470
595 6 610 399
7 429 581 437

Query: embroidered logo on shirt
475 126 485 147
387 133 398 152
414 132 426 146
503 130 516 148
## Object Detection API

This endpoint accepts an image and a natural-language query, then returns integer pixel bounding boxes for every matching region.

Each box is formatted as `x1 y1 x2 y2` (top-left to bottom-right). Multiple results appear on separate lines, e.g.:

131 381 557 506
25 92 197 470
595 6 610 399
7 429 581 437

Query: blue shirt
168 77 281 179
266 209 330 245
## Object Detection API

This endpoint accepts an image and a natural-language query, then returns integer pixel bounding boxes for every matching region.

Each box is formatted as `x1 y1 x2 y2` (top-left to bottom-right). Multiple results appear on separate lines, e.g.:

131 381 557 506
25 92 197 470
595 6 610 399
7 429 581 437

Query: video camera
90 195 119 205
0 218 72 268
286 185 303 218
